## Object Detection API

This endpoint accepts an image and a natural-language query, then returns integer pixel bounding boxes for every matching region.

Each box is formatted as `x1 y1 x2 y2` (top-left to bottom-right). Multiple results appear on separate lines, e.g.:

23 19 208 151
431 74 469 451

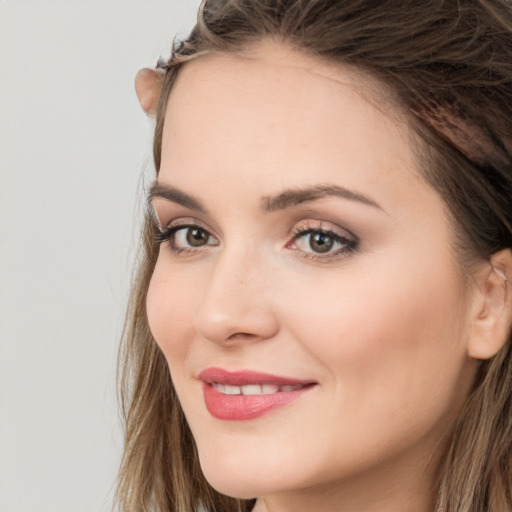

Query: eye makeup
287 221 359 262
154 216 359 262
155 222 219 256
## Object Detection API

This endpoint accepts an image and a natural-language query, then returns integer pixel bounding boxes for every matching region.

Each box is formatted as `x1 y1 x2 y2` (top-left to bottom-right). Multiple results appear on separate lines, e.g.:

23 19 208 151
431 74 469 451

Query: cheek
146 258 199 360
280 251 471 407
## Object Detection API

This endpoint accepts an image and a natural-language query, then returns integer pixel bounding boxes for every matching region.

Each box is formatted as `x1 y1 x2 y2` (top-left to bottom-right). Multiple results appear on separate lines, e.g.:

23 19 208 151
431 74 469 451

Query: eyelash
155 221 358 261
288 224 358 261
155 223 218 256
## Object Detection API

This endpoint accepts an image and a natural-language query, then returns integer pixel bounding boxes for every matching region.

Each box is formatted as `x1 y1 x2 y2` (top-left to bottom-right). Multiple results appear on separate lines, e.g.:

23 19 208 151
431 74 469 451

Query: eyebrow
148 182 208 213
148 181 383 214
261 184 383 212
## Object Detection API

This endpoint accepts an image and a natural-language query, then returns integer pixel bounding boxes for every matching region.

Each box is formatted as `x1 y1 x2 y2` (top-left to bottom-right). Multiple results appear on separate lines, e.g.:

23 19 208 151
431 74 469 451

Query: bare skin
139 41 512 512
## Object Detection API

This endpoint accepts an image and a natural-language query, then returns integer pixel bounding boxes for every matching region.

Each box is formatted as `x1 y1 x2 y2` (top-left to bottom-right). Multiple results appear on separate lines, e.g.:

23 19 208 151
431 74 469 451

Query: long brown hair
116 1 512 511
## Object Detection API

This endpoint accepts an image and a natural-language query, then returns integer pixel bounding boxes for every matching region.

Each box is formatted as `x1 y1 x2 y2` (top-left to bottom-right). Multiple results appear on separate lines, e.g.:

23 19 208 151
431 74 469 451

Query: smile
199 368 317 420
211 382 307 395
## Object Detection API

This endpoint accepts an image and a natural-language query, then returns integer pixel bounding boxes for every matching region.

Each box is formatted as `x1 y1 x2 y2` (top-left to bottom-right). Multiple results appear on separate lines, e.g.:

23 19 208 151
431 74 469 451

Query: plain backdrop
0 1 201 510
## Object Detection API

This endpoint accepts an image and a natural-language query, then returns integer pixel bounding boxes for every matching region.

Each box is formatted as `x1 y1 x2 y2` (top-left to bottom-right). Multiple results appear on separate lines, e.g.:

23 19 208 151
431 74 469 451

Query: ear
134 68 165 116
468 249 512 359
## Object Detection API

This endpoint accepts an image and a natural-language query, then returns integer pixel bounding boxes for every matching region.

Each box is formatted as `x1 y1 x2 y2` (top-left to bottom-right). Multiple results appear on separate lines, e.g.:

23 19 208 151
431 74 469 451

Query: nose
193 246 280 346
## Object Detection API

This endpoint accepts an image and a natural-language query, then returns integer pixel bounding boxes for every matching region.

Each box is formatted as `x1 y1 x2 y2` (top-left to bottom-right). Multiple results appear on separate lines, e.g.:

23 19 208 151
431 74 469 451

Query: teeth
241 384 262 395
212 382 305 395
261 384 280 394
224 384 241 395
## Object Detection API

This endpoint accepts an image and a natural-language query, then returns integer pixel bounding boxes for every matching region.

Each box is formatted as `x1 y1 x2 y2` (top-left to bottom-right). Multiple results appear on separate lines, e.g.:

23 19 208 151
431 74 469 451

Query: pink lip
198 367 316 421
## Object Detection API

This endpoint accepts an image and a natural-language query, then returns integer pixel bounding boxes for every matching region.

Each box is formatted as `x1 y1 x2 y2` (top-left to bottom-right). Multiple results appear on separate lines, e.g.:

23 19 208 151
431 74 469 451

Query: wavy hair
116 1 512 511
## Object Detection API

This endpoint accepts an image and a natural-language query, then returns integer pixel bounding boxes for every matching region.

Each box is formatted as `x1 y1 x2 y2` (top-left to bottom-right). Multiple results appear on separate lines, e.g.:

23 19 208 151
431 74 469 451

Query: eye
288 223 358 260
156 223 219 254
175 226 211 247
303 232 337 253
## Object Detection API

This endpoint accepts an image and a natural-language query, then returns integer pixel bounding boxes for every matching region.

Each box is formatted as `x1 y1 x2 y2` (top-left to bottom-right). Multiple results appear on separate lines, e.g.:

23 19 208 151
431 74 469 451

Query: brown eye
155 222 220 255
164 225 218 252
290 226 357 260
309 232 334 253
186 227 209 247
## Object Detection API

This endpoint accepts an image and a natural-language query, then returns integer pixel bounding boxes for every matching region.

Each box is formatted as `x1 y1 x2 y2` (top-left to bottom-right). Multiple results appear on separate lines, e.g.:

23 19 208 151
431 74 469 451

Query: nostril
226 332 260 342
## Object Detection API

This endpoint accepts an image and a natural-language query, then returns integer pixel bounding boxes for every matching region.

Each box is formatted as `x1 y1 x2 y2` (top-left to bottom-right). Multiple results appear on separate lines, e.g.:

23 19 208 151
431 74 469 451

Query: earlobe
468 249 512 360
134 68 165 116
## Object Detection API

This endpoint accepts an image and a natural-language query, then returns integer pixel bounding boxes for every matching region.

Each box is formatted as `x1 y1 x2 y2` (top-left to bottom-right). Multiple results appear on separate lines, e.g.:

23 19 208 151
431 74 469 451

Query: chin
200 463 260 500
197 448 288 500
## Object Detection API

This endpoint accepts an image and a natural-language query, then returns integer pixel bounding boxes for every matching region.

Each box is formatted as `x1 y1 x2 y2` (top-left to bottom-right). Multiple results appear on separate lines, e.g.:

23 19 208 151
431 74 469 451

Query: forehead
159 41 431 215
165 42 401 131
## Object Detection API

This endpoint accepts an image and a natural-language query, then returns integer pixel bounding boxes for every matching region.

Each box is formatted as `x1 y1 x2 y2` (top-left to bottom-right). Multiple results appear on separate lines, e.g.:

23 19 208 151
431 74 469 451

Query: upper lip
198 367 316 386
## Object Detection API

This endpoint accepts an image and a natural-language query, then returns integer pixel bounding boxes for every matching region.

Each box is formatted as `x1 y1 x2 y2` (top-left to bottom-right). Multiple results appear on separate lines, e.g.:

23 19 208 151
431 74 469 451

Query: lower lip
202 383 314 420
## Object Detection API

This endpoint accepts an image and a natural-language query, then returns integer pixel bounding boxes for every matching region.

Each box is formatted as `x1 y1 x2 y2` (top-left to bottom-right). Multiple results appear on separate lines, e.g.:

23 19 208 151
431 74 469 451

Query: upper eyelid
292 220 357 240
293 228 354 243
150 201 220 234
150 195 358 232
154 214 213 233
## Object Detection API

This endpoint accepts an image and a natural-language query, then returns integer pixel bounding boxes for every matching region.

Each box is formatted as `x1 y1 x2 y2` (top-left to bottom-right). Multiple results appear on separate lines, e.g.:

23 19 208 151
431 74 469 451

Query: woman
116 1 512 511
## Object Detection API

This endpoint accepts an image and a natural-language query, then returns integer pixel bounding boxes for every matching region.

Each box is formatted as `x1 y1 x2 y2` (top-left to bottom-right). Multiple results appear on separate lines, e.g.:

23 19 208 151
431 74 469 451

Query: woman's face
147 43 479 508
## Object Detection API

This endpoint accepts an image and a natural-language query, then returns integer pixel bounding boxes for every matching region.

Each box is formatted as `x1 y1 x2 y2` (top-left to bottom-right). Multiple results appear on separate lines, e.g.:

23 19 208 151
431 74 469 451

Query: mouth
211 382 309 395
198 367 317 420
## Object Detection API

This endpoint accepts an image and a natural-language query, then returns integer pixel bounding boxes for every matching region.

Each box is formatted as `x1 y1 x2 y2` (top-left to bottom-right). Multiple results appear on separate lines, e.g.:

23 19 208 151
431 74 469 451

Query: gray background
0 1 201 510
